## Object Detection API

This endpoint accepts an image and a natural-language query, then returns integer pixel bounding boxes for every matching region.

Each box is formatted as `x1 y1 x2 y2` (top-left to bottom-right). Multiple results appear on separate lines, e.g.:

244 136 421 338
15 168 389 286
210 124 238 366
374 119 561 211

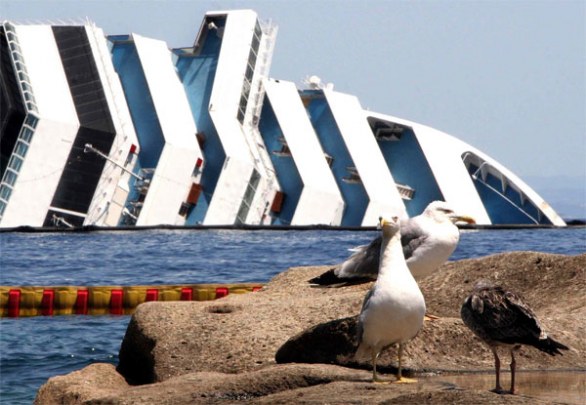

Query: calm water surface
432 371 586 404
1 228 584 403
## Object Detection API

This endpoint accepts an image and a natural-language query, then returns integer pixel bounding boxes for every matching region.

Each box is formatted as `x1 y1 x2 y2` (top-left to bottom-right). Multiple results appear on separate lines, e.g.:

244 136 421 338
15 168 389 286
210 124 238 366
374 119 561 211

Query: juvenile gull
354 215 426 383
309 201 476 286
461 280 569 394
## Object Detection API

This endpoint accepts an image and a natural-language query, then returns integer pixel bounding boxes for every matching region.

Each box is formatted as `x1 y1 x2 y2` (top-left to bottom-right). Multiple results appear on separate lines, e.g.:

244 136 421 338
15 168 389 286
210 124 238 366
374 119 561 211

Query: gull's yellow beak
451 215 476 225
378 216 399 228
377 216 386 229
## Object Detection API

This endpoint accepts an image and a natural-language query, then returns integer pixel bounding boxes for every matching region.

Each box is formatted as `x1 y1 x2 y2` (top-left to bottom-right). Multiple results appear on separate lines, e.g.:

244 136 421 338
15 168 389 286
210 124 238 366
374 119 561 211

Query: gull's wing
461 285 569 355
400 219 429 261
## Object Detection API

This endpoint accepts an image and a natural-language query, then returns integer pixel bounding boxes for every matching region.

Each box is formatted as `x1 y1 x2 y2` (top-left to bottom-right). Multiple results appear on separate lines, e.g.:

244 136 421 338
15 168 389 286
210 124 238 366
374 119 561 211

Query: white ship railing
462 152 541 224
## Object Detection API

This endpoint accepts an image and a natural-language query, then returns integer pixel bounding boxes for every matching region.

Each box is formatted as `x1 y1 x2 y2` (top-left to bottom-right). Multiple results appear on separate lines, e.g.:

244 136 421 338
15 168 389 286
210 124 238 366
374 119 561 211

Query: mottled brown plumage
461 280 569 394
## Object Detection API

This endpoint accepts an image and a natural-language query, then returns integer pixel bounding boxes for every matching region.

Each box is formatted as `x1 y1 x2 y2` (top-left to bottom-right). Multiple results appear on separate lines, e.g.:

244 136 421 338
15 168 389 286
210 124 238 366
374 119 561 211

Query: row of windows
237 21 264 124
0 115 38 222
3 23 39 113
235 169 261 224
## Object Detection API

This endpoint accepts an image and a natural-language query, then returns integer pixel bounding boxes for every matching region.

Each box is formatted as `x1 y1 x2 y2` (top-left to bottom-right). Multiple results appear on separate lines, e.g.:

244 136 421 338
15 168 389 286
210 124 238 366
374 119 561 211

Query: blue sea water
0 228 585 403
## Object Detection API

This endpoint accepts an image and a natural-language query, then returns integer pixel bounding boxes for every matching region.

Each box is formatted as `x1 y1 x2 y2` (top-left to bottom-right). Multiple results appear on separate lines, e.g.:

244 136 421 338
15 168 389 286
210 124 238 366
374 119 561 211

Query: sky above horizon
2 0 585 214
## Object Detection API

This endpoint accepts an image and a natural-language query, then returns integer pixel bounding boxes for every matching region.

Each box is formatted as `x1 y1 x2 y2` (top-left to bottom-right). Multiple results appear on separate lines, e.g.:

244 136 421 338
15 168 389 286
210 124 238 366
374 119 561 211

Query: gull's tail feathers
534 336 570 356
308 267 373 288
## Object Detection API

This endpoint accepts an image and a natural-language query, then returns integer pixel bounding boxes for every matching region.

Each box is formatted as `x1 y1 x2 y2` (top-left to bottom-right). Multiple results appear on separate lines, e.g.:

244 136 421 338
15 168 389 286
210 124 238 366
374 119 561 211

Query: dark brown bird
460 280 569 394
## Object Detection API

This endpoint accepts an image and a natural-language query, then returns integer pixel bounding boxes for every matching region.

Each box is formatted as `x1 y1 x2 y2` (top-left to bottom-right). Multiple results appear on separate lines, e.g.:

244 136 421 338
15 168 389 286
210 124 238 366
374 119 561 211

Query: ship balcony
272 138 291 157
342 166 362 184
396 184 415 200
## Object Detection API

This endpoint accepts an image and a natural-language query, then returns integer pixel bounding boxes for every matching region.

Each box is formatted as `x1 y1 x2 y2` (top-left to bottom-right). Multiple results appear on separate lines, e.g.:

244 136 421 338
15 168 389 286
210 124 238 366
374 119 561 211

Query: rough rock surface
36 362 559 404
277 252 585 372
35 252 585 404
34 363 128 404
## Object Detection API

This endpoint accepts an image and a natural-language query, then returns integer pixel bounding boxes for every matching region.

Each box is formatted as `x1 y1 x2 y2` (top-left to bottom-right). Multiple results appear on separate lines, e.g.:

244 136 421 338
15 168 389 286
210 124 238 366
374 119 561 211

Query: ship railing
463 154 541 224
3 22 38 114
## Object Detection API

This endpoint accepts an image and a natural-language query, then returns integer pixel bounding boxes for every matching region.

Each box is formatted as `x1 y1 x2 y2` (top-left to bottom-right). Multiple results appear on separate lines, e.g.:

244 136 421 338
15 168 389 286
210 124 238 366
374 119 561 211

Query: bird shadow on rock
275 315 414 378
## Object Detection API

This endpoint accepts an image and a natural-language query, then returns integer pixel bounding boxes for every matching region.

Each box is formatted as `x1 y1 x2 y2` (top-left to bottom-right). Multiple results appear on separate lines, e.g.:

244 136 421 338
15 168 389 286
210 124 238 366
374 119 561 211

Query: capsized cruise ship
0 10 566 228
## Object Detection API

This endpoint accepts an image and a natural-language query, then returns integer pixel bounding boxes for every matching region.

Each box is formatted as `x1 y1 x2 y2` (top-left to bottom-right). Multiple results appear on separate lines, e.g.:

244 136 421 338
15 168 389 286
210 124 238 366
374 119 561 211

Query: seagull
354 215 426 383
309 201 476 286
460 280 569 394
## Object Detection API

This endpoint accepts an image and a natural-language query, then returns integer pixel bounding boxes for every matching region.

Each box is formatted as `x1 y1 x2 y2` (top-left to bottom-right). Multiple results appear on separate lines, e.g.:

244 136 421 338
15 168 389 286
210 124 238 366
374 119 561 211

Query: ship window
242 78 252 94
235 169 260 224
20 127 34 142
17 70 29 82
4 170 17 186
247 52 257 72
8 156 22 172
245 63 254 82
10 41 22 54
21 81 32 93
25 114 39 128
14 141 28 158
10 50 23 63
0 185 12 201
23 91 34 102
238 93 248 123
237 108 245 124
178 202 191 217
251 34 260 55
0 201 6 217
254 21 262 40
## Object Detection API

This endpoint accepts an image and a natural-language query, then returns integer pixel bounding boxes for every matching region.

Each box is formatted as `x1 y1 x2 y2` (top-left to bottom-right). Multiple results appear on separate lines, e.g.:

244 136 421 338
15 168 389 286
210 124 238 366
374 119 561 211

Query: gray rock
275 316 358 366
116 265 368 384
35 363 128 404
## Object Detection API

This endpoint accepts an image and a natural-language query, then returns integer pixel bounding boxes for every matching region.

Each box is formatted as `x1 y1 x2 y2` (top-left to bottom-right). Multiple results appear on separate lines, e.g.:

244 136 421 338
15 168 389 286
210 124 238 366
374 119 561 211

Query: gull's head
424 201 476 225
378 215 400 238
473 279 496 291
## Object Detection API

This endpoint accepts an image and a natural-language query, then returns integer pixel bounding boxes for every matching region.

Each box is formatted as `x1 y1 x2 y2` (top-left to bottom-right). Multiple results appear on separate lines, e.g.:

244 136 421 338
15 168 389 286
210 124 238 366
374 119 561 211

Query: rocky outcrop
35 252 586 404
35 362 558 404
35 363 127 404
276 252 586 372
115 271 366 384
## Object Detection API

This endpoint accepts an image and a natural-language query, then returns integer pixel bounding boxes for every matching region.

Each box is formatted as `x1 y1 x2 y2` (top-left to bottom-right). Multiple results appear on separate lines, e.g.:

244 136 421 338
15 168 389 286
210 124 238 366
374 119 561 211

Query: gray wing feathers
337 236 381 279
400 221 429 261
356 287 376 346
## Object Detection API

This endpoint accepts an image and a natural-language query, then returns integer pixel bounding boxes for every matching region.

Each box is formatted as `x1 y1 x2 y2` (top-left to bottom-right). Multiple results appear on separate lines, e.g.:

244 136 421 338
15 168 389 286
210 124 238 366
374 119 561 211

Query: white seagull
461 280 569 394
354 215 426 383
309 201 476 286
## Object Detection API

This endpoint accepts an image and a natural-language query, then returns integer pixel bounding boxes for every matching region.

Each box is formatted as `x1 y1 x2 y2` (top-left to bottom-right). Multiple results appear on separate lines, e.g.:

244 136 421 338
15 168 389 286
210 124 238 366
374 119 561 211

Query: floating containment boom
0 284 263 317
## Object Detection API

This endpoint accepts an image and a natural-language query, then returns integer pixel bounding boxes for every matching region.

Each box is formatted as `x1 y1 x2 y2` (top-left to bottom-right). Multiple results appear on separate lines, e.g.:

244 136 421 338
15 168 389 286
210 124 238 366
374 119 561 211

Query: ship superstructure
0 10 566 227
